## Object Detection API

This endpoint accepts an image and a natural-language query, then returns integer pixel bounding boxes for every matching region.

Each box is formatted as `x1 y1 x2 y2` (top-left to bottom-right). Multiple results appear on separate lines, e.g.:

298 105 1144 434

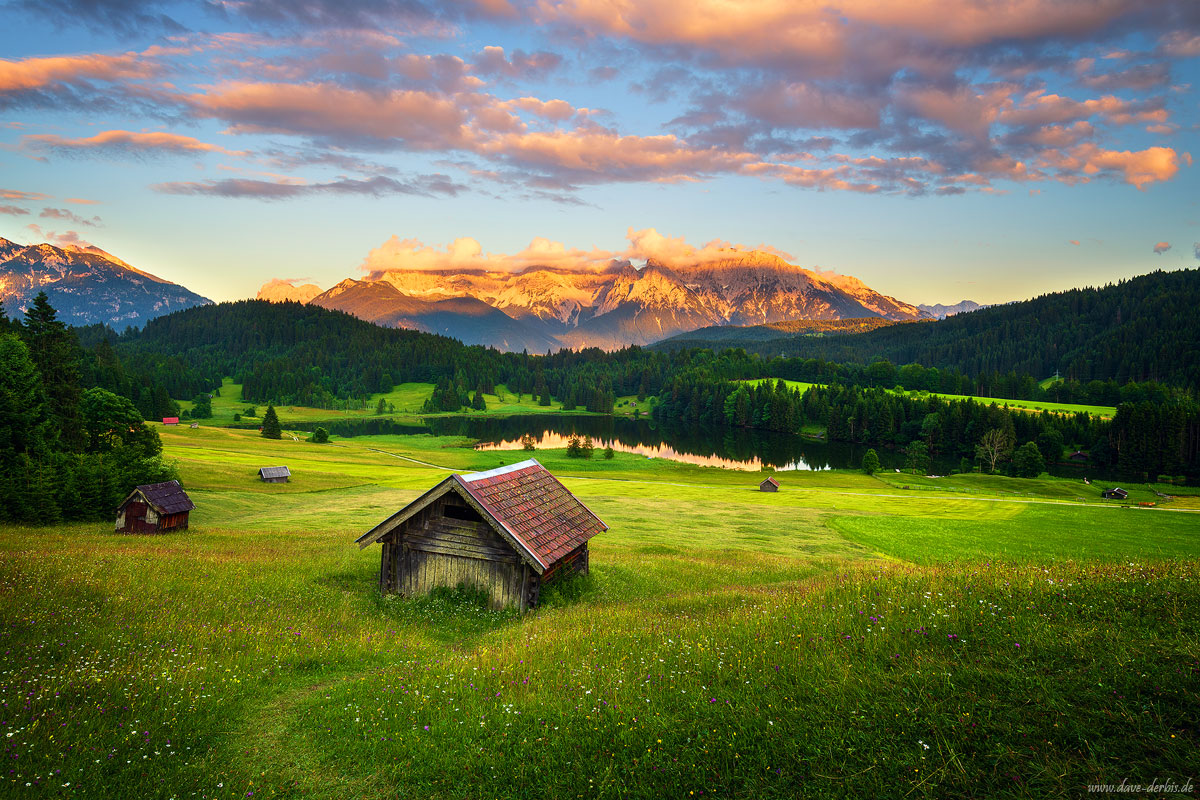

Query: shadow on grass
370 584 520 648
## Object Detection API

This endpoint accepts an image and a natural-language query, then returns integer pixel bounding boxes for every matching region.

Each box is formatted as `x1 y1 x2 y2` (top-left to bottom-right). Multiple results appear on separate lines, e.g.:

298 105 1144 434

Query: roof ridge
460 458 541 483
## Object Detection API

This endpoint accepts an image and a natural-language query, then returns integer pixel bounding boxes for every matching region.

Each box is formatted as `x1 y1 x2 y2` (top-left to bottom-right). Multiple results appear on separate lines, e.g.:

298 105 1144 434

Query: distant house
356 459 607 611
116 480 194 533
162 417 179 426
1068 450 1089 463
258 466 290 483
189 422 199 429
760 476 780 492
1101 487 1129 500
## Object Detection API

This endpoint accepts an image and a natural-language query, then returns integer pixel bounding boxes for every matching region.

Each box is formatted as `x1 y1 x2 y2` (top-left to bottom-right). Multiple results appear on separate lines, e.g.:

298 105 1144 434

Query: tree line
0 295 175 524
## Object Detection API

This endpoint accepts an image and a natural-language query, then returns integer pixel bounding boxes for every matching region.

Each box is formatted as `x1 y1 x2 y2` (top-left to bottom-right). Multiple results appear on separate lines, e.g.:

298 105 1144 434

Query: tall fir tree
261 404 282 439
21 293 83 451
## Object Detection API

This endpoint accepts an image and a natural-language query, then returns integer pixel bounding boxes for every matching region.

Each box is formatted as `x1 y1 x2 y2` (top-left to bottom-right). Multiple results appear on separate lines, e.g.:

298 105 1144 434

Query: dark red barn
356 459 606 611
115 480 195 533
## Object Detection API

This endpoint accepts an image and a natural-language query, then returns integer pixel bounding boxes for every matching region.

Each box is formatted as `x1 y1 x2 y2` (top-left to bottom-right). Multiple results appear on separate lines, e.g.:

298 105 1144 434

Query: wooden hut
760 476 780 492
356 459 607 611
1101 487 1129 500
116 480 194 533
258 466 290 483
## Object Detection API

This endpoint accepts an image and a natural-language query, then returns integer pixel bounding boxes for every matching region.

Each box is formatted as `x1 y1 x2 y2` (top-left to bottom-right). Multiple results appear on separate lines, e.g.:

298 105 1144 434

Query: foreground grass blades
0 428 1197 798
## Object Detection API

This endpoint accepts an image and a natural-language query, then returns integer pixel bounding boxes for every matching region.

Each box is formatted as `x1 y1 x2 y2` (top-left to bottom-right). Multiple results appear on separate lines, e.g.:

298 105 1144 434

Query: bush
1012 441 1046 478
861 448 881 475
310 427 329 444
604 446 615 460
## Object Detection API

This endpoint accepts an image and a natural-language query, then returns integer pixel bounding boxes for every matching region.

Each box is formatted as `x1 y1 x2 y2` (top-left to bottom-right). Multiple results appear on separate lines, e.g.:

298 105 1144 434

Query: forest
2 277 1195 521
0 297 175 523
654 268 1200 390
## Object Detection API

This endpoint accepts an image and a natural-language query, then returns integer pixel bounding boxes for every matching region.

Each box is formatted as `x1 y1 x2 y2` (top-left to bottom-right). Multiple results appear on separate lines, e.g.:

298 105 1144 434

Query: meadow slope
1 426 1197 799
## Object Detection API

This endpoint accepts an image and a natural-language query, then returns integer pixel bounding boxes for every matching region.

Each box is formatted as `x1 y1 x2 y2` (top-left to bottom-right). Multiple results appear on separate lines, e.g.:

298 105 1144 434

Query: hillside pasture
0 429 1197 798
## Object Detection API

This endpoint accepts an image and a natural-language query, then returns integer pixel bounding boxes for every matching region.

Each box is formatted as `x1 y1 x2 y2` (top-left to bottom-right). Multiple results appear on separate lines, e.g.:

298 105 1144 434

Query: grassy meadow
179 379 649 428
1 425 1198 798
742 378 1116 418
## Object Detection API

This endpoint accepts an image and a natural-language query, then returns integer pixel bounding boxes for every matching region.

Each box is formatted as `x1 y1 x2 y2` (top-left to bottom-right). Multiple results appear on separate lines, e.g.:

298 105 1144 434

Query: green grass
901 389 1115 418
741 379 1114 418
1 428 1198 798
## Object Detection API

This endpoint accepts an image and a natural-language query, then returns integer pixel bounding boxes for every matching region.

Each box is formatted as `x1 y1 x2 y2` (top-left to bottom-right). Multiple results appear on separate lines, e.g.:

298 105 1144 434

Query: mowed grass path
1 428 1197 798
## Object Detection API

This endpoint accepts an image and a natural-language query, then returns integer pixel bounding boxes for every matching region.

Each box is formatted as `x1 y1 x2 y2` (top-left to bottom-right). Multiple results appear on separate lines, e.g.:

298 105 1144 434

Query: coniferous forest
4 265 1199 525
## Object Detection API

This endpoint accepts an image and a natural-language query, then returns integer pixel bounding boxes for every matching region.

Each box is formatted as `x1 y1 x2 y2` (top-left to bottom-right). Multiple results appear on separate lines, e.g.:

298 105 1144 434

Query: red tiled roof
761 476 779 487
456 459 606 569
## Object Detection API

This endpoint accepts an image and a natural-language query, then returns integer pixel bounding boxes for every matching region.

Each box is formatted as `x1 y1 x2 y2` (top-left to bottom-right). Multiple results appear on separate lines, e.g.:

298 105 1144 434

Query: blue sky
1 0 1197 305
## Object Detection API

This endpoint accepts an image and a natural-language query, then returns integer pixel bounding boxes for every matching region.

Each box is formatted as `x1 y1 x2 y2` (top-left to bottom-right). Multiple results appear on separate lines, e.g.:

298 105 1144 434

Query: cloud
1069 239 1080 246
1194 242 1200 259
1153 241 1171 254
188 81 472 149
257 278 323 303
0 52 156 93
0 188 50 201
23 223 93 247
362 227 798 275
23 129 248 157
0 205 31 216
151 173 466 199
472 46 563 80
39 207 102 227
65 197 100 205
1040 143 1183 189
9 0 186 35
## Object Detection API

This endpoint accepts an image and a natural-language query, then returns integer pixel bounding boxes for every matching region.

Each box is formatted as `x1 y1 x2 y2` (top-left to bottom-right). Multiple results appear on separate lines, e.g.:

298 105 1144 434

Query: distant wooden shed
258 466 290 483
1067 450 1089 463
356 459 607 611
116 480 194 533
760 476 780 492
1102 487 1129 500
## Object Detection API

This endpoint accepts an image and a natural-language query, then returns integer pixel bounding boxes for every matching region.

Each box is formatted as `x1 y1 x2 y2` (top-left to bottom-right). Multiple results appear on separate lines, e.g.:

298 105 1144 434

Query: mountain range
264 251 930 351
0 237 211 329
917 300 987 319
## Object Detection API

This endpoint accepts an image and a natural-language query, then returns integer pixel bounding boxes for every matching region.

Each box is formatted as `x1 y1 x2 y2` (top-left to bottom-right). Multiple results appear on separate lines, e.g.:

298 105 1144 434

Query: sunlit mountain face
0 237 210 329
283 249 927 351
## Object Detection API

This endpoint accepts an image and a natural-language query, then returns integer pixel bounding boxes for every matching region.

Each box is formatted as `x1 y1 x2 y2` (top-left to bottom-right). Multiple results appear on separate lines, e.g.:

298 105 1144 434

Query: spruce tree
21 293 83 451
261 404 282 439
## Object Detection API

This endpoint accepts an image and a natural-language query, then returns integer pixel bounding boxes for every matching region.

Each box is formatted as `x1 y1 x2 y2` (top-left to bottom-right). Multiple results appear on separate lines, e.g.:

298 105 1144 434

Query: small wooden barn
1102 487 1129 500
356 459 607 611
116 480 194 533
258 466 290 483
760 476 780 492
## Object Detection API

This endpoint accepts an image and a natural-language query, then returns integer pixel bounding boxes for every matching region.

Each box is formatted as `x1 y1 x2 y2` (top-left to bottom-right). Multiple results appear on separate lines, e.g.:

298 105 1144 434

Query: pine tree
21 293 83 451
261 404 282 439
861 448 881 475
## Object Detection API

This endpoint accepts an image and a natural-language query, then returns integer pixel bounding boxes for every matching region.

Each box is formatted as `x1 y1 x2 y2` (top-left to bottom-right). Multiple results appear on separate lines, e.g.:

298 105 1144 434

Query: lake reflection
474 431 830 471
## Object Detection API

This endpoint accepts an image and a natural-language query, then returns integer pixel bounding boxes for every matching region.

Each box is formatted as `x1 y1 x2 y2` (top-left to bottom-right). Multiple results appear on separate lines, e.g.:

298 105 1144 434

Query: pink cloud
24 129 248 156
361 228 798 275
189 81 472 149
0 188 50 201
1063 144 1182 189
1153 241 1170 254
0 205 30 216
535 0 1156 68
1069 239 1080 246
39 207 101 227
24 224 92 247
0 52 155 92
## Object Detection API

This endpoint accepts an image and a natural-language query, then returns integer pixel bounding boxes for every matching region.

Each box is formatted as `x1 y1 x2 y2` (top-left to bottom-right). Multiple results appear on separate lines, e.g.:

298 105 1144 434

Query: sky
1 0 1198 306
